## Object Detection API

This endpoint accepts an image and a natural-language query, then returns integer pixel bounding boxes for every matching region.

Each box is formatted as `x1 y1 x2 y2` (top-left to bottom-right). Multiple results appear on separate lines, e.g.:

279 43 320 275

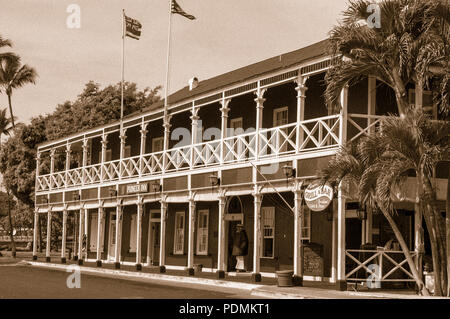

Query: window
173 211 185 254
152 137 164 153
261 207 275 258
301 207 311 241
124 145 131 158
196 210 209 255
273 107 289 153
98 149 112 163
408 89 436 119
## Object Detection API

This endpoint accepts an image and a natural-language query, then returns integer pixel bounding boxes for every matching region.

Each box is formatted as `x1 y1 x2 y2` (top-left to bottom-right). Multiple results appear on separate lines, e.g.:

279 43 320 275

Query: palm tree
0 54 38 128
320 137 430 296
325 0 449 115
0 108 15 257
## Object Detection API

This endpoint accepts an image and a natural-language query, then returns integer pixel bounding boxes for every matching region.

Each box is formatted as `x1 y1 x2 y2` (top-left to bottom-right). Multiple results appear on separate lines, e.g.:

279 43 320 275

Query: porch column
162 116 172 174
219 98 230 164
337 182 347 290
217 191 226 278
159 199 168 272
64 143 72 187
61 209 68 263
32 211 38 260
414 204 424 280
146 215 152 265
187 198 196 275
139 123 148 178
84 208 89 261
190 106 200 166
45 210 52 262
293 183 304 286
119 129 127 180
254 88 266 159
252 191 262 282
136 198 144 270
339 85 349 144
114 202 122 269
100 134 108 182
78 208 84 265
81 139 89 185
96 206 104 266
295 75 308 150
49 149 55 190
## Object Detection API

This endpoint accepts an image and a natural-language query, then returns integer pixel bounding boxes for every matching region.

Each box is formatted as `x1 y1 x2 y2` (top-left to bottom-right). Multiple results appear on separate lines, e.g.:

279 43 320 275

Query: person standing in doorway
232 224 248 272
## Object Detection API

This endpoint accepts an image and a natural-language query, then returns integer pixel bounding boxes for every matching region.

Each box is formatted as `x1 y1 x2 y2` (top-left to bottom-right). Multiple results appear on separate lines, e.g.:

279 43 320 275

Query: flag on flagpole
171 0 196 20
125 15 142 40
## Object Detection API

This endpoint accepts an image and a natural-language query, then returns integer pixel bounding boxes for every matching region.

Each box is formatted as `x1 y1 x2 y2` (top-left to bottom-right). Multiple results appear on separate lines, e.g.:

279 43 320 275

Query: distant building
33 39 448 289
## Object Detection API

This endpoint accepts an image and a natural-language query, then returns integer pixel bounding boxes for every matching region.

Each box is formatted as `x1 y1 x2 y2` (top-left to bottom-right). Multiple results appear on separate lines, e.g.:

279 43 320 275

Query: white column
252 192 262 281
139 123 148 178
119 129 127 180
254 88 266 159
339 85 349 144
331 199 337 283
190 106 200 167
219 99 230 164
295 75 308 150
96 206 104 264
337 182 346 290
162 116 172 174
293 183 304 285
49 149 55 190
146 215 153 265
84 208 89 260
159 200 168 271
136 199 143 269
217 192 226 276
64 144 71 187
81 139 89 185
33 212 39 259
100 134 108 182
114 203 122 267
187 198 196 272
46 210 52 261
61 209 68 262
78 208 84 262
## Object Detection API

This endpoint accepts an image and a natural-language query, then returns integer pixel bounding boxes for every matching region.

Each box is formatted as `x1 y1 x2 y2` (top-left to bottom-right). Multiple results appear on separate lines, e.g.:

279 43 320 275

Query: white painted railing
347 114 385 142
36 114 342 191
345 249 417 282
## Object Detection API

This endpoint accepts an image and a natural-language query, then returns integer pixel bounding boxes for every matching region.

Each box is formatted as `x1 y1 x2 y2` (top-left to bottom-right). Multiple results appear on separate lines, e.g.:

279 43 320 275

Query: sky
0 0 349 124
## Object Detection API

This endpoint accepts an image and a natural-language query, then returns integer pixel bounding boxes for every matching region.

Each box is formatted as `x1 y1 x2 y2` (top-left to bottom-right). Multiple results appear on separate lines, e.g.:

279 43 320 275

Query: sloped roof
145 38 329 112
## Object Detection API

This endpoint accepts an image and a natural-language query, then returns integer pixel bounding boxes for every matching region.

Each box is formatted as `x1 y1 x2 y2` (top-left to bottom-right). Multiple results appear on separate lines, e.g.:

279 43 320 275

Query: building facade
33 39 448 289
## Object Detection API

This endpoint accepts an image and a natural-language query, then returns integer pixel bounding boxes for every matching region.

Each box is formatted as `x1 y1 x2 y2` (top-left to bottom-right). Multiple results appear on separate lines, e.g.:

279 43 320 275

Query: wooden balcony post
162 116 172 174
339 85 349 145
220 98 230 164
32 211 38 260
293 182 304 286
119 128 127 180
82 139 89 185
190 105 200 167
187 196 196 275
139 122 148 178
252 189 262 282
96 205 104 266
65 143 72 187
254 86 266 160
337 181 347 290
49 149 55 190
136 197 144 270
45 210 52 262
159 198 168 272
100 134 108 182
114 201 123 269
295 75 308 151
61 208 68 263
217 190 227 278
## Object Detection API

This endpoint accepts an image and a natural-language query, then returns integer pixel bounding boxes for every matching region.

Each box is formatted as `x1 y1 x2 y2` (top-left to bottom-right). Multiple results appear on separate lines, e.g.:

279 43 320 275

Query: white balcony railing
36 114 341 191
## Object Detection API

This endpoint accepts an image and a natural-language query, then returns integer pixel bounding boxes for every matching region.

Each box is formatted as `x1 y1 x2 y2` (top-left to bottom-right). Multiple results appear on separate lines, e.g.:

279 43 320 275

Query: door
108 213 116 260
151 222 160 265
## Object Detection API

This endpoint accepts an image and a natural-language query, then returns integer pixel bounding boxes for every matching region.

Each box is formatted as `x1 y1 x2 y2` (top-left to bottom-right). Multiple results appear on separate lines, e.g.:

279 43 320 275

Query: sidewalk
11 255 442 299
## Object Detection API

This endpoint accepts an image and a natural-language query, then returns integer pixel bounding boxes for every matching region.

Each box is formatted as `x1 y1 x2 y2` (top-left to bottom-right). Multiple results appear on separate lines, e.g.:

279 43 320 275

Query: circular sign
304 182 334 212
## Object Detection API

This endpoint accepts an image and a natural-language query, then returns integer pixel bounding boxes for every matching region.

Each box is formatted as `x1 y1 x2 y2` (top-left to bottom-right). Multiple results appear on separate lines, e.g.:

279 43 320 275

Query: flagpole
163 0 173 127
121 9 125 129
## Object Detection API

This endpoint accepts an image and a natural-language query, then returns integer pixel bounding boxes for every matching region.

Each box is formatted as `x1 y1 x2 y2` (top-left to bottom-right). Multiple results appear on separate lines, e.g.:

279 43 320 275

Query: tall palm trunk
446 166 450 297
7 94 15 128
380 206 429 296
6 190 16 257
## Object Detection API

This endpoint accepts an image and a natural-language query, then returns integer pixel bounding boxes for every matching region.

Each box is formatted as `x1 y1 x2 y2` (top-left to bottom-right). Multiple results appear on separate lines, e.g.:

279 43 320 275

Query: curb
27 261 262 292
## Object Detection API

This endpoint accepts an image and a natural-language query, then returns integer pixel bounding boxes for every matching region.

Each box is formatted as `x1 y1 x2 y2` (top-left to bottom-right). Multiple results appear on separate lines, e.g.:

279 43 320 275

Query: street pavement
0 263 256 299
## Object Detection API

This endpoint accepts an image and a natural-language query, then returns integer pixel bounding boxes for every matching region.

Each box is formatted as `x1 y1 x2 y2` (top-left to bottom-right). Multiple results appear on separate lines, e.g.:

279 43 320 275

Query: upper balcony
36 52 439 193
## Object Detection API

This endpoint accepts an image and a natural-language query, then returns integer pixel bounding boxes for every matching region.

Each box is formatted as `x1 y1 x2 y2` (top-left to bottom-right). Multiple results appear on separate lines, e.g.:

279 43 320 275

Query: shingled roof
144 38 329 113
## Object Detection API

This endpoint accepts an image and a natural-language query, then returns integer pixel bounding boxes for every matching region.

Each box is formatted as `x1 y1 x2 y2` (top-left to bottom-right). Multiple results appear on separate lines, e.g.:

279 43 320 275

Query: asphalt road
0 264 254 299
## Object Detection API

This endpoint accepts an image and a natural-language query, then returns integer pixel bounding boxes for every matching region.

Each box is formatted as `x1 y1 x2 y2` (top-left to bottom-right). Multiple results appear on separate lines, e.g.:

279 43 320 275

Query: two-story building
33 39 448 290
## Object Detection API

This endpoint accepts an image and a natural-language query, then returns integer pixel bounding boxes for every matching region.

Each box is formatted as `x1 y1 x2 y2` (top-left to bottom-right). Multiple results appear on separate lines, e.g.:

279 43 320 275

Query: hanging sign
304 181 334 212
126 183 149 195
